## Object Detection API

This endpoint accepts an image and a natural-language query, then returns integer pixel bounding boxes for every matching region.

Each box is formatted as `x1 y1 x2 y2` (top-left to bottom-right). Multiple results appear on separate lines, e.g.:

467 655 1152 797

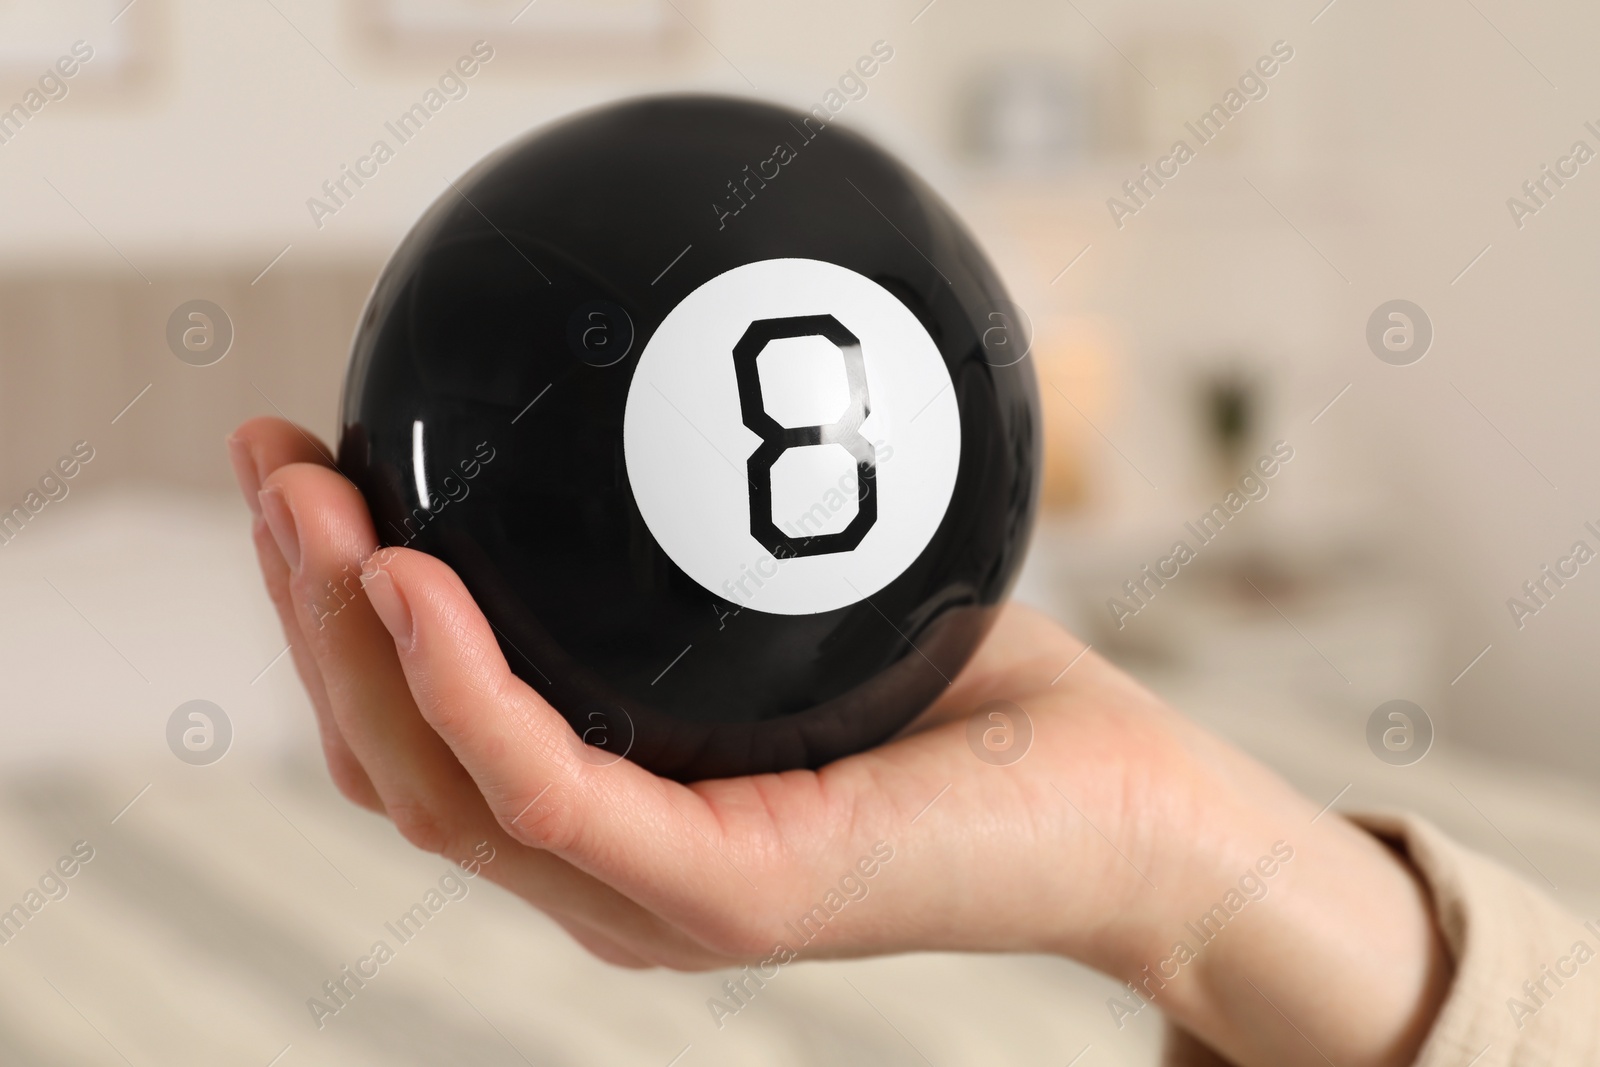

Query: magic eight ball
339 96 1040 781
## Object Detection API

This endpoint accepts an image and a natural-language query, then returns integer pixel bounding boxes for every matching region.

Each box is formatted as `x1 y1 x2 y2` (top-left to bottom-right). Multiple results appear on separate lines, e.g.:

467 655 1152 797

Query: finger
360 545 795 957
257 462 453 809
250 515 381 811
260 461 710 954
227 417 336 510
228 420 379 810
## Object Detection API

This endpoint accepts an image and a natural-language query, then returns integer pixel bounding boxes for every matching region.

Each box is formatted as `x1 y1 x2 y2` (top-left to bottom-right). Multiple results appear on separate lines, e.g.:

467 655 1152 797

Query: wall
2 0 1597 773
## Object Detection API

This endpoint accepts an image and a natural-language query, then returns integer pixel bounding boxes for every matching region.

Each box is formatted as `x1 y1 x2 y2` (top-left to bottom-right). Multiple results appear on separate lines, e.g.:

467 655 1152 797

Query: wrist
1025 704 1278 978
1035 709 1451 1067
1138 796 1451 1066
1074 750 1305 1008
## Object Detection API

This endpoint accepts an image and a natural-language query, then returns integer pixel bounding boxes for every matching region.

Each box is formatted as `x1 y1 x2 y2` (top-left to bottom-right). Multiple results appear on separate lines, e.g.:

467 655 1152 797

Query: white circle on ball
624 258 961 615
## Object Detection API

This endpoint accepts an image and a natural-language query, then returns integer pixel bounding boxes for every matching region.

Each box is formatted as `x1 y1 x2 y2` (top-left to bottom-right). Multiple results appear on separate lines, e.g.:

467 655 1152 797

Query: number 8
731 314 877 558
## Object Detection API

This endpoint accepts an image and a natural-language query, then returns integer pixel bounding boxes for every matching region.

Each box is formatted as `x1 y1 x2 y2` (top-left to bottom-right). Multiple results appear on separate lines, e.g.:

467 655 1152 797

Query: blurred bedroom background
1 1 1597 1064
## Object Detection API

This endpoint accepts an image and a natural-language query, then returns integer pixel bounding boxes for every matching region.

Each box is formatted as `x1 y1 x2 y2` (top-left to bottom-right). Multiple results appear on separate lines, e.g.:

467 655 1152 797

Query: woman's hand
229 415 1449 1067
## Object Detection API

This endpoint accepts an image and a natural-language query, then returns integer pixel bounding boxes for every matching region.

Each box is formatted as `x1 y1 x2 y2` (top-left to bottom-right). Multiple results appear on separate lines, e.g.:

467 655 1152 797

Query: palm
486 599 1219 970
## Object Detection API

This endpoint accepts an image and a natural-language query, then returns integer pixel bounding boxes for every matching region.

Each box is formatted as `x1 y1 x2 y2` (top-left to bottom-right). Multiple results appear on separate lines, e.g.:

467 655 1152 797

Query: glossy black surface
339 95 1039 781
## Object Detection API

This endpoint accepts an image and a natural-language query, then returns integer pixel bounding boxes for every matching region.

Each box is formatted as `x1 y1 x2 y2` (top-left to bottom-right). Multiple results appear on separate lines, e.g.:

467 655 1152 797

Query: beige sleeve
1163 811 1600 1067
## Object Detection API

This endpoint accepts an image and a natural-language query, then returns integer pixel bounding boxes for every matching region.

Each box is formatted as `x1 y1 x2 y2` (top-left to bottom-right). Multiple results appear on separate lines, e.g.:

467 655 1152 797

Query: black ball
339 95 1039 781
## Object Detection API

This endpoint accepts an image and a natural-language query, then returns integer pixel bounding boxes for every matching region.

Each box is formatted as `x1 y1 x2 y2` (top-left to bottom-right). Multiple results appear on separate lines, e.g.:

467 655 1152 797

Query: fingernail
361 560 414 648
227 435 263 518
258 486 301 571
